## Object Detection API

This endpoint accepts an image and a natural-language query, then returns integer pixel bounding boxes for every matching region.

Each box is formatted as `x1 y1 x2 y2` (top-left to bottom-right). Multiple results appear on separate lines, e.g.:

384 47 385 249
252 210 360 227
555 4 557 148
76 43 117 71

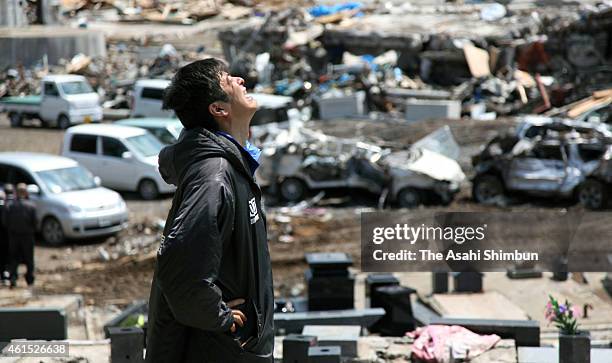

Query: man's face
219 72 258 122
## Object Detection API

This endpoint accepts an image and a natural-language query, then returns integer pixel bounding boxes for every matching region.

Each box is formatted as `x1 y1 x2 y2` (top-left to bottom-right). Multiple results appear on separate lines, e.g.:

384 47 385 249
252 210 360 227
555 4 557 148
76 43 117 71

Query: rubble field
1 114 597 307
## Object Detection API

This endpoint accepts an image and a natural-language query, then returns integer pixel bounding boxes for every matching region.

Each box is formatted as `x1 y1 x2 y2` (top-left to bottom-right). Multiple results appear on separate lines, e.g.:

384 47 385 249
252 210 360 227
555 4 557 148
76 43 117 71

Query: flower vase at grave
559 331 590 363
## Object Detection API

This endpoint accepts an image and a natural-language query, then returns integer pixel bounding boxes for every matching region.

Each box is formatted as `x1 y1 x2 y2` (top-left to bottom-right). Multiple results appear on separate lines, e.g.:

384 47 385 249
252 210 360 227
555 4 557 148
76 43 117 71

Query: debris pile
218 1 612 120
96 219 163 263
61 0 226 25
2 1 611 124
0 42 202 110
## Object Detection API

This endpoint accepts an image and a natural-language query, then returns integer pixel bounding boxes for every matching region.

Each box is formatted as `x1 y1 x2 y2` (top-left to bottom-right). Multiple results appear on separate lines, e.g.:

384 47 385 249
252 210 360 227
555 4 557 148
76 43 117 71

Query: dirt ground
0 114 598 308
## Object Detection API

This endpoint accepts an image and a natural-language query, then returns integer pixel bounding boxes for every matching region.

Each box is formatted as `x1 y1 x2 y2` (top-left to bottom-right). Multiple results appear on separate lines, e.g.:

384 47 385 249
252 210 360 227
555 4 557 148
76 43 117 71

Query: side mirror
27 184 40 195
121 151 133 160
94 176 102 187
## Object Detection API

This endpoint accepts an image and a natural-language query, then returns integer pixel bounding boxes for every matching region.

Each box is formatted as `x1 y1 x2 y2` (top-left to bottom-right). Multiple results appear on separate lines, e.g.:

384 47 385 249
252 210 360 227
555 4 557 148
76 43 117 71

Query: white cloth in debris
407 325 501 363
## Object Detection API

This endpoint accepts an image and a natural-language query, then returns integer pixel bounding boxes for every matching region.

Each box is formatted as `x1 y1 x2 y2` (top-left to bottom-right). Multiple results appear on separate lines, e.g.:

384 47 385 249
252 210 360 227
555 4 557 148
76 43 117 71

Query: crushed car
472 121 612 209
253 123 465 208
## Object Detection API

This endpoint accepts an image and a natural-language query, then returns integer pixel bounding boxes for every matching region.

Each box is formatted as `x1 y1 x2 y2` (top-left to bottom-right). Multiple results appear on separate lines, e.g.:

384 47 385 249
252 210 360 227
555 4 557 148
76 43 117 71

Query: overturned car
253 123 465 208
472 122 612 209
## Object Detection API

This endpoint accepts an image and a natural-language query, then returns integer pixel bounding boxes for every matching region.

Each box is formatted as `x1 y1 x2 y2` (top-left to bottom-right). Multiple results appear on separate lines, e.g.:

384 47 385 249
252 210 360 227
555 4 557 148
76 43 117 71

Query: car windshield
60 81 93 95
126 133 163 157
37 166 97 194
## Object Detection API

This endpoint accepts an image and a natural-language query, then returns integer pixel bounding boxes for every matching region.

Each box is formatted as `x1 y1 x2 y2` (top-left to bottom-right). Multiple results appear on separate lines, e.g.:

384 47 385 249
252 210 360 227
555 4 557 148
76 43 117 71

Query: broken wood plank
464 44 491 78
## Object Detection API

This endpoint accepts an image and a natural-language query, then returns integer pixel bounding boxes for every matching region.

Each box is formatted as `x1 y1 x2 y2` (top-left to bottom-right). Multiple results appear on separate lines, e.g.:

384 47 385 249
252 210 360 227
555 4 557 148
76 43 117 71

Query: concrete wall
0 27 107 69
0 0 28 27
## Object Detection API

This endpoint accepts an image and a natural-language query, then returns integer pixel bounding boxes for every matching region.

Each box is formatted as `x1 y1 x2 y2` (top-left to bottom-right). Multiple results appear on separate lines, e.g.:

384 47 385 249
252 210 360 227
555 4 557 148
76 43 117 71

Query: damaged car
254 124 465 208
472 127 612 209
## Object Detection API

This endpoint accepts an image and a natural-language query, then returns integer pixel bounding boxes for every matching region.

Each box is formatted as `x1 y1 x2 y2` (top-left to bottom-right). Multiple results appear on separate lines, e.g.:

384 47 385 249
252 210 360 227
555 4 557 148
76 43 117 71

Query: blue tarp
308 2 363 18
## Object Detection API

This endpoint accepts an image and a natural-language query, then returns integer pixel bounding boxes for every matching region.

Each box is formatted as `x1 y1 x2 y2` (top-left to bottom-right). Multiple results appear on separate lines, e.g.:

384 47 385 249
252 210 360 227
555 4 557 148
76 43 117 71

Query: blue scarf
215 131 261 176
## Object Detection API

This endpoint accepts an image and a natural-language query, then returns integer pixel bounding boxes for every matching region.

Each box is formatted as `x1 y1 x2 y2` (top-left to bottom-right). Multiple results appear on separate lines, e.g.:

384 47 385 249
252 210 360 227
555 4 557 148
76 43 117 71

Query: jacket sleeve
155 164 236 332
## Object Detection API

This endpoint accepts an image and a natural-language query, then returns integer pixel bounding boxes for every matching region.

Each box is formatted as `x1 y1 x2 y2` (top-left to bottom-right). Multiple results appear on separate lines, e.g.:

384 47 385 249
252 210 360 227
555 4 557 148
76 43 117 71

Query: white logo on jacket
249 197 260 224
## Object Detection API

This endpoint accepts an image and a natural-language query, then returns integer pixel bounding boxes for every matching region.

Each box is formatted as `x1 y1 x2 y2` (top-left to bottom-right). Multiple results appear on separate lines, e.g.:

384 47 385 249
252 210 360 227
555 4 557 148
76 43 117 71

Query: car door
138 87 164 117
505 143 566 193
67 134 101 178
40 82 65 124
100 136 135 190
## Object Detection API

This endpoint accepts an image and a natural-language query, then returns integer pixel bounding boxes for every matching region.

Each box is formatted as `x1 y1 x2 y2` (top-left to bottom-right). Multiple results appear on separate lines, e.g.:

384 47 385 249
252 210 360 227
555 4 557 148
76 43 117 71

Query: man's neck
219 122 249 146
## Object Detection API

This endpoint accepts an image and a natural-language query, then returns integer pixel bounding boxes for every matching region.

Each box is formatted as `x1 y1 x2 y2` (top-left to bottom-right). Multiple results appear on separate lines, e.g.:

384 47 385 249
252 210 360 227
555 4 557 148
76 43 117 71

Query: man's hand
227 298 247 333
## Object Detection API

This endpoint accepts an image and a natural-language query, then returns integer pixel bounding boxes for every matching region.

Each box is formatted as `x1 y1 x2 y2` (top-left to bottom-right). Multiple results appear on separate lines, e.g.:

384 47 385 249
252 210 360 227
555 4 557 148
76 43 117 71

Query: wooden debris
464 44 491 78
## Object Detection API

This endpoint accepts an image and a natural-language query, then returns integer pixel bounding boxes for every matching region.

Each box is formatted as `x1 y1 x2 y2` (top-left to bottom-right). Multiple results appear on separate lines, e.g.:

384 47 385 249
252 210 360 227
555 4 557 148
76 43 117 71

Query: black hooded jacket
145 127 274 362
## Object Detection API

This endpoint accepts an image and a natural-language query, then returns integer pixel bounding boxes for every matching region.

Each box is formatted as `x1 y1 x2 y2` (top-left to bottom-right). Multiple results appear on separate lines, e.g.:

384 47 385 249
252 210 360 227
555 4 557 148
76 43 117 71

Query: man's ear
209 102 228 118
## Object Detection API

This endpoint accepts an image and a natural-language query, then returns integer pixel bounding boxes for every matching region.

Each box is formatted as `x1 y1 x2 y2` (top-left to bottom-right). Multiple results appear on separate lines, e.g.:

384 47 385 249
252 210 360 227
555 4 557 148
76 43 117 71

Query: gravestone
282 334 317 363
302 325 360 357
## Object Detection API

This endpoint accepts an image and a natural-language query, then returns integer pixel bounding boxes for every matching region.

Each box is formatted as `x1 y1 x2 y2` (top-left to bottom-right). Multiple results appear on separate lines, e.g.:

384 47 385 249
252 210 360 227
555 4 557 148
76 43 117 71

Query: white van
61 124 176 199
130 79 173 118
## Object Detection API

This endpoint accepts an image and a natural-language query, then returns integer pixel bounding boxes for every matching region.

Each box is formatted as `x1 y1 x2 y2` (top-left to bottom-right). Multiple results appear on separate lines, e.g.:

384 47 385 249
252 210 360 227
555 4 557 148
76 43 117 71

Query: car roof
115 118 182 129
66 124 148 138
0 152 78 172
42 74 87 83
135 79 171 89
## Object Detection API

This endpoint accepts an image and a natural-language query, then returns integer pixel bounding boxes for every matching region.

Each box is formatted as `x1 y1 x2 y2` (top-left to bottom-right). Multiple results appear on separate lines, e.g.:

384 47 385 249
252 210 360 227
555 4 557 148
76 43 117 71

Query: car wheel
57 114 71 129
9 112 22 127
138 179 159 200
578 179 607 210
472 175 504 204
280 178 307 202
397 188 422 208
42 217 65 245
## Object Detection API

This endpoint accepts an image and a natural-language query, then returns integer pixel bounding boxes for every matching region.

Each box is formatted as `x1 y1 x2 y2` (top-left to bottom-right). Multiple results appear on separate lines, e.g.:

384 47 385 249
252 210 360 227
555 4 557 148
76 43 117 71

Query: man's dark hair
163 58 229 130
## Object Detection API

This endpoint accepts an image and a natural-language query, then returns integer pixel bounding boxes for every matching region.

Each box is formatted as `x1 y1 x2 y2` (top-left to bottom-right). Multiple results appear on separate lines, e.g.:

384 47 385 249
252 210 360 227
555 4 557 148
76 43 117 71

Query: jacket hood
158 127 252 186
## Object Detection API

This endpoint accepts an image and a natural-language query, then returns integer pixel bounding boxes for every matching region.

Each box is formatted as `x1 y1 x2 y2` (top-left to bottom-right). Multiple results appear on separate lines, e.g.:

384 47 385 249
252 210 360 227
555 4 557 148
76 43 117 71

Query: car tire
397 187 422 208
472 174 504 204
42 216 65 245
57 114 71 129
138 178 159 200
578 179 607 210
9 112 22 127
280 178 307 202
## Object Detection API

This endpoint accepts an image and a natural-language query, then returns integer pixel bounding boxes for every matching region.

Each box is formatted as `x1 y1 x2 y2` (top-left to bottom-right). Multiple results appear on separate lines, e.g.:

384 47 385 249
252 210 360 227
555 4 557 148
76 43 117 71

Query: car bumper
68 107 103 124
62 208 129 239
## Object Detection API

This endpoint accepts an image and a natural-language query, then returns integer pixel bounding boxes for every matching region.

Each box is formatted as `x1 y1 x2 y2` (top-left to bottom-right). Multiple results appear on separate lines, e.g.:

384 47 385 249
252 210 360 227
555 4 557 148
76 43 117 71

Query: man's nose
234 77 245 86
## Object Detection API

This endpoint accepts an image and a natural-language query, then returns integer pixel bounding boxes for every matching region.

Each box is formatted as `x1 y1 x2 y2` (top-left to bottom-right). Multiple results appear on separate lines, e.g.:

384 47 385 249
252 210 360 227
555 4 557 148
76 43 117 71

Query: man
0 189 8 285
3 183 36 288
146 58 274 362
